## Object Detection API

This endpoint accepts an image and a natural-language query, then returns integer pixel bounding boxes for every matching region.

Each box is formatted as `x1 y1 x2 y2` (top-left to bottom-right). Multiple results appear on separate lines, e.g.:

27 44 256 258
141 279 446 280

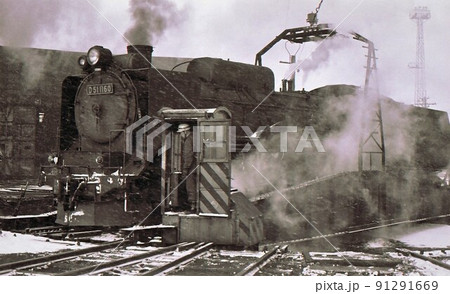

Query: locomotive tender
39 44 449 245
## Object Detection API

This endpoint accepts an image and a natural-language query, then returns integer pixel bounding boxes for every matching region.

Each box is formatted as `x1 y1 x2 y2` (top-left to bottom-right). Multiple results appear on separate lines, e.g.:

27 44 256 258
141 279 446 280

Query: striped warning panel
199 162 230 214
238 217 264 245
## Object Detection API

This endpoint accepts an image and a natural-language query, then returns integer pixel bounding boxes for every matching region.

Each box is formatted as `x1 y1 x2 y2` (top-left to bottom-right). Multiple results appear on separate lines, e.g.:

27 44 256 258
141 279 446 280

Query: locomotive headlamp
87 46 112 67
78 55 87 67
78 55 91 71
87 48 100 65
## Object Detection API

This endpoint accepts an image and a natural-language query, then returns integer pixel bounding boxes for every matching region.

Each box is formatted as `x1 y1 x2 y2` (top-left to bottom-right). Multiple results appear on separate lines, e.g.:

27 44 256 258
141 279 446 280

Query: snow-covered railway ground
0 222 449 276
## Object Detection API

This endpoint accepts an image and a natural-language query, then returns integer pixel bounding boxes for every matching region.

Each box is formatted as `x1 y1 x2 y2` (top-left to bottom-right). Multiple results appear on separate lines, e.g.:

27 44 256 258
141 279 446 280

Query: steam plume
232 85 449 240
284 36 349 84
124 0 184 45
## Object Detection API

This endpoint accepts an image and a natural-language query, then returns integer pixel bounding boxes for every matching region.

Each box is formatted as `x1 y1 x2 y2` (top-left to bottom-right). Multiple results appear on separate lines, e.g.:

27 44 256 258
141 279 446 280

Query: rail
396 248 450 271
236 245 288 276
140 242 214 276
0 240 129 273
57 242 197 276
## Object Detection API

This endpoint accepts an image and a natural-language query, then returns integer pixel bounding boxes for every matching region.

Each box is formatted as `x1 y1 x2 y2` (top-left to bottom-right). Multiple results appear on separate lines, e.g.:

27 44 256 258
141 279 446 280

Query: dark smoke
124 0 184 45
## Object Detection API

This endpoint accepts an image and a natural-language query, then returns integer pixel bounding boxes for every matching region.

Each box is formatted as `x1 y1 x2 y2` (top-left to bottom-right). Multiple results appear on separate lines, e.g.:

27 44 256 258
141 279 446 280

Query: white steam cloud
231 83 449 240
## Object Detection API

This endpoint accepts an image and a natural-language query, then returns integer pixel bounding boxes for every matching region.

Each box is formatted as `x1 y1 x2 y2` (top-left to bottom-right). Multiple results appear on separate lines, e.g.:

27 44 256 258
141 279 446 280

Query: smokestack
127 45 153 68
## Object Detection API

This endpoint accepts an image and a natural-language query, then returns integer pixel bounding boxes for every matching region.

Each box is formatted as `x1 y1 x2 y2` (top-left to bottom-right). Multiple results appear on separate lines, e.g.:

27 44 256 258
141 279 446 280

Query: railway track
396 247 450 272
139 242 214 276
65 243 289 276
2 237 449 276
165 245 298 276
236 245 288 276
0 240 130 275
2 219 449 276
0 239 215 276
298 244 450 276
301 250 405 276
55 242 193 275
0 237 297 276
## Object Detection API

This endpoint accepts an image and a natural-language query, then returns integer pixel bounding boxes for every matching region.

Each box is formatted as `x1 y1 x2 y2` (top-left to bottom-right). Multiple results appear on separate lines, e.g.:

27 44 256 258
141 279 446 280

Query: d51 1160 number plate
87 83 114 95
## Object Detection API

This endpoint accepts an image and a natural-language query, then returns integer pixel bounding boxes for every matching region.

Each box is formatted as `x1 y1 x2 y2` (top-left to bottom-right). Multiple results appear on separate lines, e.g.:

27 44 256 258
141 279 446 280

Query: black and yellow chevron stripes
199 162 230 214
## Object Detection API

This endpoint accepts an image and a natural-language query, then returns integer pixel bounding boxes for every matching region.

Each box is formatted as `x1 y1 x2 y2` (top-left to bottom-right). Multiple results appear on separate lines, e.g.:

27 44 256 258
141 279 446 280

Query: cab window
200 124 228 162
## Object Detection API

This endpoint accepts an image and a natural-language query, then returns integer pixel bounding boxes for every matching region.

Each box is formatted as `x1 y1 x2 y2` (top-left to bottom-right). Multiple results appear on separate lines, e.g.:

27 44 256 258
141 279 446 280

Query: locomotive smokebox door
159 107 231 214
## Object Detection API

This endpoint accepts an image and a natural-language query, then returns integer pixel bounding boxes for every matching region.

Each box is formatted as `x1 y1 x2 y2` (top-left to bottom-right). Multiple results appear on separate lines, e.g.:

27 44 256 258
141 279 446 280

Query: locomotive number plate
87 83 114 95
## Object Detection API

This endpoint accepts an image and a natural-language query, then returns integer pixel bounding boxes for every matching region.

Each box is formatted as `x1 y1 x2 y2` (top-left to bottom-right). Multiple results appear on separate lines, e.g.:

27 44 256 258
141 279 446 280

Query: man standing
178 123 197 212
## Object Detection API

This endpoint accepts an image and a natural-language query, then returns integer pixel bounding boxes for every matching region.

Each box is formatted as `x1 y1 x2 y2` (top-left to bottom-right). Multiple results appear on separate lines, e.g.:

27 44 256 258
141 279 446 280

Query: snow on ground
0 230 94 254
405 256 450 276
397 224 450 247
89 233 123 243
219 250 264 258
373 223 450 276
380 223 450 248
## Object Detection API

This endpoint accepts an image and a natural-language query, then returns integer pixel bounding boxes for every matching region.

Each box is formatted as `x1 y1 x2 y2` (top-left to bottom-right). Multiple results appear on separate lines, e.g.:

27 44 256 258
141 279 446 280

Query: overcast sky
0 0 448 115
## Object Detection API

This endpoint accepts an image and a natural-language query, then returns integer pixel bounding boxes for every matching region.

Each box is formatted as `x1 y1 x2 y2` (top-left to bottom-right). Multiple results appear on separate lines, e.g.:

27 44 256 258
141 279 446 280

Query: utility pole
353 32 387 217
410 7 433 108
353 33 386 173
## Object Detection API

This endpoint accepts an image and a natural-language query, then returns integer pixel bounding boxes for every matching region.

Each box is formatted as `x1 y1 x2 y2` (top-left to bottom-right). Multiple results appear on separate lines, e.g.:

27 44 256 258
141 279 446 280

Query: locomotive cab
158 107 264 247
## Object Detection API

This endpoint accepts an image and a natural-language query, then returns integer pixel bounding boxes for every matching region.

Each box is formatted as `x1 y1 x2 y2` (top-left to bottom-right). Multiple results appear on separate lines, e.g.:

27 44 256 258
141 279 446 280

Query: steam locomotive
40 44 299 244
39 44 449 244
